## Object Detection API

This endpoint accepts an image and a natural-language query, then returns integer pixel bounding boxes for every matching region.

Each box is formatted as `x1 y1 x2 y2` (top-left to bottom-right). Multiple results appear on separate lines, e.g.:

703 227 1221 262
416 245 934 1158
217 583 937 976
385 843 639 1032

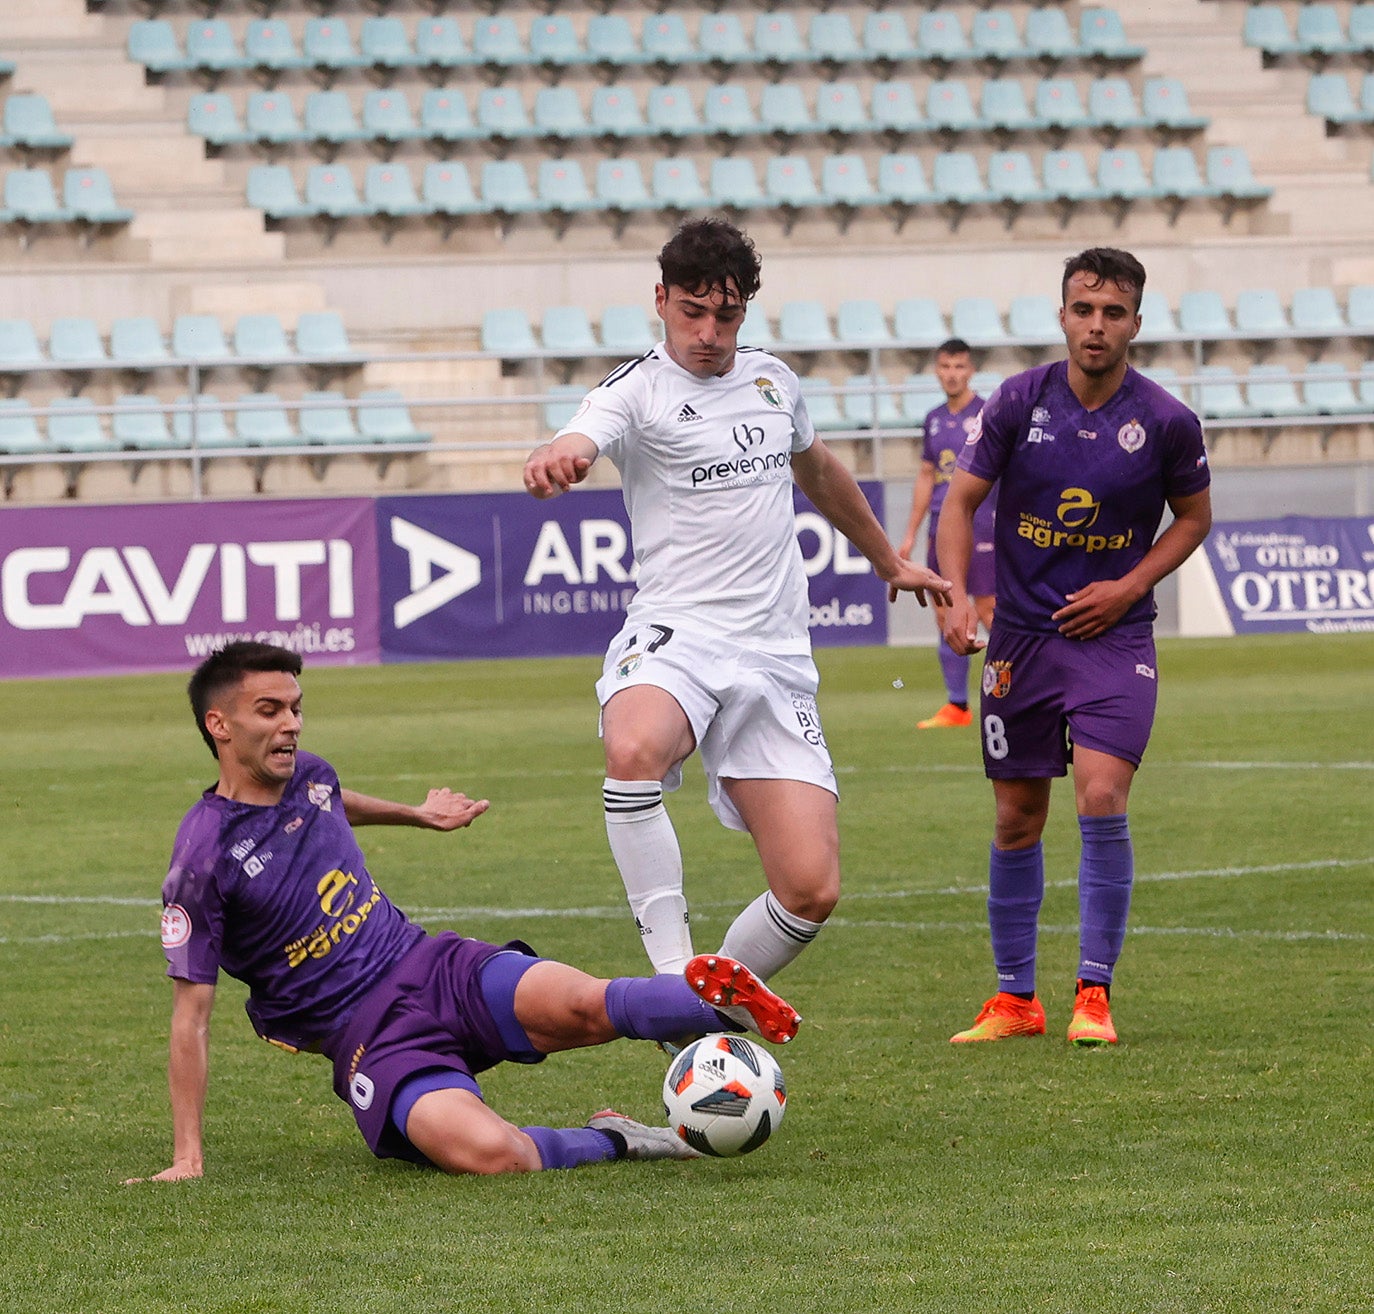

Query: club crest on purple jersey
1117 420 1147 453
982 660 1013 698
308 781 333 811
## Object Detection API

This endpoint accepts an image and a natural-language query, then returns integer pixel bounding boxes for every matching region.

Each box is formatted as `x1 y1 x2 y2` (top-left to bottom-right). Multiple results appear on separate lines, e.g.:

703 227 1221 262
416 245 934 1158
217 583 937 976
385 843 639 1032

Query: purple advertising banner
376 483 888 662
1201 515 1374 634
0 499 381 679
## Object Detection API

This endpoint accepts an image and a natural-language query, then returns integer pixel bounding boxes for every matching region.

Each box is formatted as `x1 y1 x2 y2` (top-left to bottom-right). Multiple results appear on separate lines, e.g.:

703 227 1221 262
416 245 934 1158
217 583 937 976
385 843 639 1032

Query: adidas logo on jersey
676 404 704 423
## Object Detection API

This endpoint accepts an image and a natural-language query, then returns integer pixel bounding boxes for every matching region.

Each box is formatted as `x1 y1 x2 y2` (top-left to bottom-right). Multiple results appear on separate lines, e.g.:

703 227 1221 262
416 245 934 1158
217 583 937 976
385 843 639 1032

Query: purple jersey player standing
898 337 998 729
126 642 800 1183
936 248 1212 1047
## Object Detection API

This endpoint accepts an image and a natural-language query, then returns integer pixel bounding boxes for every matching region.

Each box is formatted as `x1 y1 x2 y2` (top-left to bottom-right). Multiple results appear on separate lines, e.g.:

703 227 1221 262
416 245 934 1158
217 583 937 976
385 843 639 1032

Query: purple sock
604 975 722 1041
522 1125 619 1170
1078 814 1133 985
937 637 970 705
988 842 1044 995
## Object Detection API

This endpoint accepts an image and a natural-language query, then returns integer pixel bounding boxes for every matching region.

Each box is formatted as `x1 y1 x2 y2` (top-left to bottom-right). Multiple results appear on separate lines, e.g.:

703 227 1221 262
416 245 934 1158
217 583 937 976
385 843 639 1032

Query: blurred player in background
524 218 950 984
898 337 997 729
128 642 799 1181
937 248 1212 1047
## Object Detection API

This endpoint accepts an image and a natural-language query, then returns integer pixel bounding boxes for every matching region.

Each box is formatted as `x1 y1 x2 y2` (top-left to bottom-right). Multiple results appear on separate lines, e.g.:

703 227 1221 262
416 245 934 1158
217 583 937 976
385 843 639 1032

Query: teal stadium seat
303 19 366 76
1178 290 1233 339
244 20 306 75
699 14 755 66
65 168 133 227
420 90 481 149
113 395 175 451
422 161 483 223
600 304 655 356
1089 78 1147 132
821 153 879 211
863 10 919 63
538 160 598 219
1348 285 1374 333
738 309 776 349
1153 147 1212 201
472 16 529 70
541 306 599 355
927 79 980 133
710 157 765 210
893 297 947 346
3 95 74 151
235 392 296 448
642 14 700 67
1308 73 1360 126
591 85 650 141
586 15 647 69
234 314 292 363
877 153 937 209
0 319 46 372
1024 9 1080 61
815 81 870 135
842 374 901 428
294 311 356 363
765 154 823 214
304 91 368 148
1200 366 1251 418
482 308 537 356
1079 8 1146 60
932 151 991 206
1036 78 1091 132
360 17 419 74
989 151 1051 206
357 390 428 445
1207 147 1269 201
1007 295 1061 344
306 164 370 219
415 18 476 73
534 87 594 145
652 157 709 211
1352 5 1374 53
1043 149 1105 204
1295 5 1353 56
1360 362 1374 407
247 164 312 220
1234 288 1289 337
529 16 589 71
760 84 814 137
299 391 360 445
799 378 845 432
6 167 72 223
172 395 234 449
871 81 925 135
972 371 1005 398
1302 361 1362 414
1289 287 1345 336
188 93 250 148
972 9 1027 62
704 84 759 138
48 397 113 454
919 11 972 62
365 163 428 219
778 300 835 347
186 20 248 75
48 316 109 369
173 315 233 363
835 299 893 346
0 399 44 454
952 296 1010 347
246 92 305 147
1245 364 1305 416
982 78 1043 132
1142 77 1208 130
903 374 945 424
753 13 808 66
596 159 653 218
362 90 420 147
477 88 534 145
543 383 586 431
1098 147 1156 202
646 85 702 139
809 13 863 66
110 316 172 369
128 20 191 76
1137 291 1181 342
1243 6 1298 56
1140 366 1190 405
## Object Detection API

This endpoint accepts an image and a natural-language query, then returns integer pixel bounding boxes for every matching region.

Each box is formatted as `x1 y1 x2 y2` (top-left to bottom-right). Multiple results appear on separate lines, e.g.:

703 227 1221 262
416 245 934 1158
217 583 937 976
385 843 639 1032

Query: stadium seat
1196 365 1247 418
974 370 1004 397
863 10 920 63
48 317 108 369
304 91 368 149
1079 8 1145 60
1308 72 1361 126
699 15 755 66
305 164 370 219
357 390 428 445
766 155 823 219
294 311 356 363
471 16 528 70
971 9 1027 62
0 398 44 454
778 300 835 347
642 14 699 67
893 297 947 346
415 18 476 73
360 17 418 75
1139 365 1190 405
738 308 776 349
65 168 133 228
1098 147 1156 203
422 161 483 224
652 157 710 211
1043 149 1104 204
799 377 845 431
586 15 646 69
2 94 73 151
919 11 972 62
482 308 537 356
113 395 175 451
1007 294 1061 343
534 87 593 145
877 153 937 209
1361 362 1374 407
185 20 248 75
245 92 305 147
1137 290 1180 341
247 164 312 220
1233 288 1289 337
1295 5 1353 56
591 85 650 141
1301 361 1363 414
842 373 902 428
1024 9 1080 60
1243 6 1298 56
835 299 893 347
477 89 534 145
110 317 172 370
809 12 863 66
543 382 586 432
188 92 250 148
902 374 945 424
988 151 1050 206
420 90 482 149
871 81 925 135
821 153 879 212
753 13 808 66
951 296 1010 347
362 90 420 148
1153 147 1212 201
47 396 112 453
1207 147 1270 202
541 306 599 355
529 16 589 71
5 168 72 224
1036 78 1091 132
815 81 870 135
0 319 46 374
234 392 295 447
173 315 232 364
298 390 360 445
1289 287 1346 336
1089 78 1147 132
172 394 234 449
760 84 814 138
1347 285 1374 332
981 79 1042 133
710 156 766 209
1244 364 1304 416
537 160 597 221
926 79 980 133
127 19 191 76
1178 290 1233 339
645 85 701 139
1352 5 1374 54
932 151 991 206
481 161 540 219
244 20 306 76
600 304 656 356
365 162 427 220
704 84 759 139
302 19 366 76
1141 78 1208 130
596 159 652 218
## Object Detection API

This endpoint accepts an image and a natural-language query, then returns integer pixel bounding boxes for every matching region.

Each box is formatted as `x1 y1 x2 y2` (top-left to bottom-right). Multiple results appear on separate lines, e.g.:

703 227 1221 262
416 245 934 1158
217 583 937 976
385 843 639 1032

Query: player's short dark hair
658 218 762 304
1062 247 1146 311
187 641 302 759
936 338 972 357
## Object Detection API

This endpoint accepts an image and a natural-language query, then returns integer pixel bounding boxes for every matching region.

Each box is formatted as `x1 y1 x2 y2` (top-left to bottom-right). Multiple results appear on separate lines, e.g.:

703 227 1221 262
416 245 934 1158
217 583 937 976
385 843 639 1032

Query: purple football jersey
958 362 1209 633
923 395 985 519
161 750 425 1050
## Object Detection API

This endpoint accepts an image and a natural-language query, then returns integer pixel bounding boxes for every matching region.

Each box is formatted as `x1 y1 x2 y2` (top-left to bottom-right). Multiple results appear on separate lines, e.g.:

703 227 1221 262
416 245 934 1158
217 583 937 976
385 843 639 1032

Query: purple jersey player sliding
936 248 1212 1047
126 642 799 1182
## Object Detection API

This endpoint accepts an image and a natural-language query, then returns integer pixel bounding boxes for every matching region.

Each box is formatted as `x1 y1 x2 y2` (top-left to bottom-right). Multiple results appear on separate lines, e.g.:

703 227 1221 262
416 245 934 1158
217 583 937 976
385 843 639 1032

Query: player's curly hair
1062 247 1146 311
659 217 762 303
187 641 302 759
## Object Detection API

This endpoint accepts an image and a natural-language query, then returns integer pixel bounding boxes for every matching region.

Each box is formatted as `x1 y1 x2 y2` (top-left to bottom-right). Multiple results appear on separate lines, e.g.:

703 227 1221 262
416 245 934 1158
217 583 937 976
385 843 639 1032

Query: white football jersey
557 344 816 654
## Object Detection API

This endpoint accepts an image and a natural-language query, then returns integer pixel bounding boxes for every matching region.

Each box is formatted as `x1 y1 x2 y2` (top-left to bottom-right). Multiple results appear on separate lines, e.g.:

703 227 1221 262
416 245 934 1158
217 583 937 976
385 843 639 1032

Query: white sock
603 778 694 974
718 891 823 981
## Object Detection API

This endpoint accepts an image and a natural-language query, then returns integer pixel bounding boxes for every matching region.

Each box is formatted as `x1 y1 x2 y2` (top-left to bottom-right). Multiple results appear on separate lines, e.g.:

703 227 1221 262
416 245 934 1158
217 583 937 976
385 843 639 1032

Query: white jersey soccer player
525 219 950 988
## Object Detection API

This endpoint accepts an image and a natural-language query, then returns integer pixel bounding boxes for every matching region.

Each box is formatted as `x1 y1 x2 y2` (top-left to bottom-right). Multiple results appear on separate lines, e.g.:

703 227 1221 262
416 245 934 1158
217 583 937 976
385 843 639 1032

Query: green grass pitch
1 635 1370 1313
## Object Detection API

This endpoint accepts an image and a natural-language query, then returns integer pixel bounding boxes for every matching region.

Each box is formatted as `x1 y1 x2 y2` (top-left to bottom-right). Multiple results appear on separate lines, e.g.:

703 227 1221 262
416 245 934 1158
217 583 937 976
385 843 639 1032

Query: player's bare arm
898 461 937 559
125 979 215 1184
792 442 952 608
342 787 490 831
524 433 597 499
935 469 995 654
1053 487 1213 640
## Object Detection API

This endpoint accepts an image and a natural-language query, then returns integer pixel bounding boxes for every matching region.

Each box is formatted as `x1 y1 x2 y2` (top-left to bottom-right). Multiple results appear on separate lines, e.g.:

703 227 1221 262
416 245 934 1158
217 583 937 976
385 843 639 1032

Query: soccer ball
662 1033 786 1157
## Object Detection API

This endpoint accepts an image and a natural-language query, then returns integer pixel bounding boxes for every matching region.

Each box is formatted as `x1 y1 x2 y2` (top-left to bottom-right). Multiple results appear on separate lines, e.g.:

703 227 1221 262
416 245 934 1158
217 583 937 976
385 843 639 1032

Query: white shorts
595 621 838 832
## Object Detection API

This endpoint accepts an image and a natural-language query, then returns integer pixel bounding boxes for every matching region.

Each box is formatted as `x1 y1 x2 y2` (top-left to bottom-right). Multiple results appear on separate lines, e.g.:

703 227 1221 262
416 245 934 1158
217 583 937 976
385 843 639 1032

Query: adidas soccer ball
662 1034 786 1157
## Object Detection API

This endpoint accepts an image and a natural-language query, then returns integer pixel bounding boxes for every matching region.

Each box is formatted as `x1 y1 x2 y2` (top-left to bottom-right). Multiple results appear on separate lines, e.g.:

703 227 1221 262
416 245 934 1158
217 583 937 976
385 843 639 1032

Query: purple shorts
977 625 1159 778
928 507 996 598
321 932 542 1164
